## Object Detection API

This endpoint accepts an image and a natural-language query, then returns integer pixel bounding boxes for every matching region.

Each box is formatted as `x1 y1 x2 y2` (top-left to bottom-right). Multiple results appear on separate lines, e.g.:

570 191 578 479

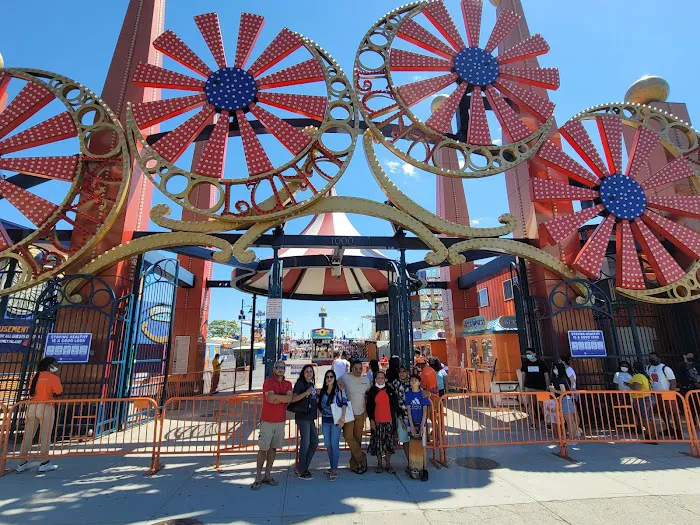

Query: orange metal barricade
447 368 469 392
0 401 8 475
154 393 297 471
433 391 565 464
1 397 159 476
560 391 697 456
164 369 240 401
687 391 700 455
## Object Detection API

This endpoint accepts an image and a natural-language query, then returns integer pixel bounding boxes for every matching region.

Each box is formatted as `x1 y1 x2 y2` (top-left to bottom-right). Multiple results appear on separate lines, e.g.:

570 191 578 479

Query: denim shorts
633 396 655 419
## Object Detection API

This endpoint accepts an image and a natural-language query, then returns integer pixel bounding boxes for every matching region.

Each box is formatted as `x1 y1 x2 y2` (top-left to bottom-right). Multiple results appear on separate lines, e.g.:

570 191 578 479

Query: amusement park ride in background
2 0 700 378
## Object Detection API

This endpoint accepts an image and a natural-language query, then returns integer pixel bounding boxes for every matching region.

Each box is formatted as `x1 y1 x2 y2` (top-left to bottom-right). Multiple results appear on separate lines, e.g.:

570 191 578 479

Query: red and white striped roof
232 190 391 299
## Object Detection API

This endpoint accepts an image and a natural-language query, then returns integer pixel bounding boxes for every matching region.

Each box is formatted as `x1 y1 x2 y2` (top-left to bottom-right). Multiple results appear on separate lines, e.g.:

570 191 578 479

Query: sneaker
298 471 313 480
15 462 29 473
421 469 429 482
329 472 338 482
38 461 57 473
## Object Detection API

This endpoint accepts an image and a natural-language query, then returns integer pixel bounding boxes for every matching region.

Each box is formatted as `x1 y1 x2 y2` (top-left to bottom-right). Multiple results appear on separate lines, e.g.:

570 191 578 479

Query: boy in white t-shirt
645 353 681 438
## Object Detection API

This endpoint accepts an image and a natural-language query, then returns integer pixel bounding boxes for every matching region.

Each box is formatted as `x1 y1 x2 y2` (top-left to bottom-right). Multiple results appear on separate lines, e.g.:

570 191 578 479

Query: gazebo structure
231 190 416 301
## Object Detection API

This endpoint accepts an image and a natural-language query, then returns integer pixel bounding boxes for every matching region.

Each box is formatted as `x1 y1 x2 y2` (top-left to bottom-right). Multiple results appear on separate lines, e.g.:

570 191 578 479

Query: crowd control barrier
2 390 698 477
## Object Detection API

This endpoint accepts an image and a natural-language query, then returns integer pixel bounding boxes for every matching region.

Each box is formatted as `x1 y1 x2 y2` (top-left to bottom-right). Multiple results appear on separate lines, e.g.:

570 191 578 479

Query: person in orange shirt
16 357 63 473
419 358 439 396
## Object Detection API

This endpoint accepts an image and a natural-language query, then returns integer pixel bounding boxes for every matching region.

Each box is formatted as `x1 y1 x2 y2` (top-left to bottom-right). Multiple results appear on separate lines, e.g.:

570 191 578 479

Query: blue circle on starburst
453 47 500 87
205 68 257 112
599 174 647 220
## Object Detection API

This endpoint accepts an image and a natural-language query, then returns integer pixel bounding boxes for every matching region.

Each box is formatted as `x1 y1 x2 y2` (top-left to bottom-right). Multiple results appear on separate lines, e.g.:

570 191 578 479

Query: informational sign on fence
44 333 92 363
266 298 282 320
0 319 32 353
172 335 190 375
568 330 607 357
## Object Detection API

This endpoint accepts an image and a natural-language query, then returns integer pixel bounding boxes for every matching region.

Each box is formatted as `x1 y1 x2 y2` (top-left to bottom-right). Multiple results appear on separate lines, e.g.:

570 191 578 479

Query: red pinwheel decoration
128 12 356 222
355 0 559 176
532 109 700 293
0 69 129 294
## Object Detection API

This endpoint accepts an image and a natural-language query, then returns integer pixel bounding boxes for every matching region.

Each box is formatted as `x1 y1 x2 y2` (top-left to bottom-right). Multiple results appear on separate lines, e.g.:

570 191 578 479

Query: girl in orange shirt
16 357 63 473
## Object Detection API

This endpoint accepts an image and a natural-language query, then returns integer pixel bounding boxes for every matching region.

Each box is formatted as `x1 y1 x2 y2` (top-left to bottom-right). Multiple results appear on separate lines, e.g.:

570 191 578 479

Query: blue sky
2 0 699 338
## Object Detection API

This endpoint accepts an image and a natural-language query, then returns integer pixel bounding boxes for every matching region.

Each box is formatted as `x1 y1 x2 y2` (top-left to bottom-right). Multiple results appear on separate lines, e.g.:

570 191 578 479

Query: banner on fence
0 319 31 353
44 332 92 363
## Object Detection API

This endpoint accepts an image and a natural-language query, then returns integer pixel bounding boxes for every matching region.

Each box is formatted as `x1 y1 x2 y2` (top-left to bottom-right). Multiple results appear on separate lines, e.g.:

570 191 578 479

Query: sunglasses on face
274 366 285 370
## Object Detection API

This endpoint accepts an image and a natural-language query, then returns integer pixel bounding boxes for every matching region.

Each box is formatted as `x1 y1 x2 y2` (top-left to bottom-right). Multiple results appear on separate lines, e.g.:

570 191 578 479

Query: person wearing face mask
391 365 411 461
366 371 401 474
517 349 550 428
682 353 700 393
613 360 633 391
16 357 63 473
645 353 682 438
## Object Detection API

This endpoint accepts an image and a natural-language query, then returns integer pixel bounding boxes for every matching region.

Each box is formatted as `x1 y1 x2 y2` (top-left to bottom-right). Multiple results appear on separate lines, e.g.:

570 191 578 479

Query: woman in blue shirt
431 357 448 397
318 369 347 481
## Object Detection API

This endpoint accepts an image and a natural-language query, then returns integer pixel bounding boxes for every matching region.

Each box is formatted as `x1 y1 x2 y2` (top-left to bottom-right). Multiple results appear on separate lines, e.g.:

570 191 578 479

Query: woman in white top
561 355 577 390
613 360 633 391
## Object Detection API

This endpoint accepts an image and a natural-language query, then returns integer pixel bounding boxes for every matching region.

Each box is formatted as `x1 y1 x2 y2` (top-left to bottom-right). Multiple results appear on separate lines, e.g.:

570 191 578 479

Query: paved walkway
1 443 700 524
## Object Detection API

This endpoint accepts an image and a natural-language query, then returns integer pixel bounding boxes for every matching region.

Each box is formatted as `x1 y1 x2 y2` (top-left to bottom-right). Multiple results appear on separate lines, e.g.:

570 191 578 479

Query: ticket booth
460 316 521 392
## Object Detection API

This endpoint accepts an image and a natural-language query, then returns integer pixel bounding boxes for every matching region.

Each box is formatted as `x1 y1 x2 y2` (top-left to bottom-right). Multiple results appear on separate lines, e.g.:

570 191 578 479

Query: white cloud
493 138 502 146
412 75 424 81
402 163 417 177
471 219 480 225
385 160 401 173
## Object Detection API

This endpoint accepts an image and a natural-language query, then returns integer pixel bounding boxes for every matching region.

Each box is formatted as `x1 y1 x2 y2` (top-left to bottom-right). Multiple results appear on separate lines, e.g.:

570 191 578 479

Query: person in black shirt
682 353 700 393
517 349 550 428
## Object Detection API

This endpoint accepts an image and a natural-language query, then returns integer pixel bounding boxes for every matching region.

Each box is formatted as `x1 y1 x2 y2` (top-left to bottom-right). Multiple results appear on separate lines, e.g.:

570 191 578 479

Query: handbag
287 383 314 414
331 397 354 424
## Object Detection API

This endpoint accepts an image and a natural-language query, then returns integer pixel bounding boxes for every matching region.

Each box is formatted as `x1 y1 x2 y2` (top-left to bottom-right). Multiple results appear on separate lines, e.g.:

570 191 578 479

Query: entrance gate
126 258 179 407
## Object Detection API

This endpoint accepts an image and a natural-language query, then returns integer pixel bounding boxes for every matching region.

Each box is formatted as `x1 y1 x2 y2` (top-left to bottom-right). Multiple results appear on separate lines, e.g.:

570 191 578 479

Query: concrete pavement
2 442 700 524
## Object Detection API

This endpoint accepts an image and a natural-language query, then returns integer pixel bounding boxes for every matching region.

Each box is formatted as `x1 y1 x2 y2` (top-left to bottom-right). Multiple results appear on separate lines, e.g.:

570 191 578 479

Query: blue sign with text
45 333 92 363
568 330 606 357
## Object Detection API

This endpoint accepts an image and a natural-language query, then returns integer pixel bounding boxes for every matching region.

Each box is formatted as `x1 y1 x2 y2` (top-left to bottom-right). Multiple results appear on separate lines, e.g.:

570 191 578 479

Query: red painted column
436 149 479 370
172 140 216 374
80 0 166 297
498 0 577 300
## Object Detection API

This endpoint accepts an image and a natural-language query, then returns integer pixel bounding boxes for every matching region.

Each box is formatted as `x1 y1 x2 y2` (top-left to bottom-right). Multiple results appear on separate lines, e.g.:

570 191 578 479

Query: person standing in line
338 360 372 474
516 349 550 429
391 365 411 461
682 353 700 393
386 355 401 383
367 359 379 384
405 373 431 481
210 353 222 394
431 357 448 397
293 365 319 480
549 362 579 442
319 369 347 481
561 355 577 390
332 351 350 381
252 361 312 490
627 362 657 442
645 352 681 438
366 371 401 473
16 357 63 473
613 360 633 391
419 357 439 396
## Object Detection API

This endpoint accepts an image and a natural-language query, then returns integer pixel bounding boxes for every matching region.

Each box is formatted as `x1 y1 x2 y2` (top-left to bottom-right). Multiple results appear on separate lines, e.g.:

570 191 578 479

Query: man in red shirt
253 360 312 490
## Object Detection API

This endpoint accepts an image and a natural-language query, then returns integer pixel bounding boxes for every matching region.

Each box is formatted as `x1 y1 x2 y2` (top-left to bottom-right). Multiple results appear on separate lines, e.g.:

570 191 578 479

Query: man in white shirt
333 351 350 380
338 360 371 473
646 352 681 437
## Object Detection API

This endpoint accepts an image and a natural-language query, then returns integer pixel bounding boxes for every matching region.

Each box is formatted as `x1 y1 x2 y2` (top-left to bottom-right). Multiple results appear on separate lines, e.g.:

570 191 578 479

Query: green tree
208 319 240 339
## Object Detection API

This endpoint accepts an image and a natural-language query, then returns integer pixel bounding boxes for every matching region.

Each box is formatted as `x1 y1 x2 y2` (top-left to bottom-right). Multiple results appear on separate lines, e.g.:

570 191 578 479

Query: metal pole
399 249 412 368
248 294 256 391
264 247 282 378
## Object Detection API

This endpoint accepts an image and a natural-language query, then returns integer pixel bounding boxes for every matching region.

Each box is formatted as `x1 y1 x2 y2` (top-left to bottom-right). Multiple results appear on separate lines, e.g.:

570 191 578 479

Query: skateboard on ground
408 436 423 479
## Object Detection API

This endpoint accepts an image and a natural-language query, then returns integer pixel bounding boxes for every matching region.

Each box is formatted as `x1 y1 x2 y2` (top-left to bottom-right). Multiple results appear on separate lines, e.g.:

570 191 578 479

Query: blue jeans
296 418 318 473
322 420 342 470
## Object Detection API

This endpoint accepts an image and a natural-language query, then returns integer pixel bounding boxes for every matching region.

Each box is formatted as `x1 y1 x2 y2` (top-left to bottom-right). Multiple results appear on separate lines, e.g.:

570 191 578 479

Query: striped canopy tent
232 191 401 300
